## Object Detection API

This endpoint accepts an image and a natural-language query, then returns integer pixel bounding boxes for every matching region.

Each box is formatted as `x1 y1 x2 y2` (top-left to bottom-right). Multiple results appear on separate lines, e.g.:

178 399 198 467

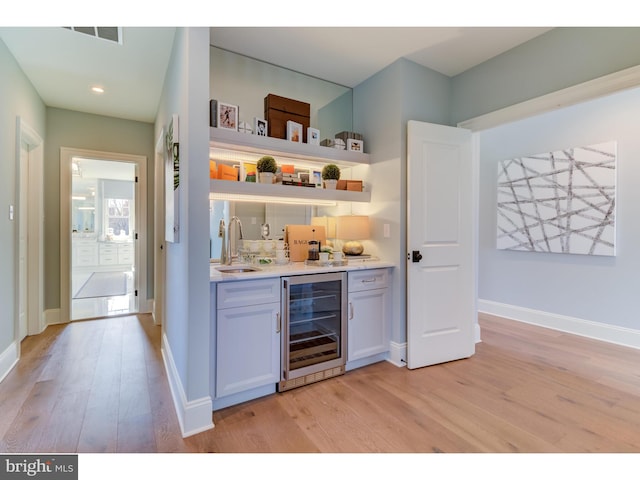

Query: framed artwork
286 120 302 143
312 170 322 187
165 114 180 243
254 117 268 136
496 141 617 256
347 138 363 152
217 101 238 131
307 127 320 145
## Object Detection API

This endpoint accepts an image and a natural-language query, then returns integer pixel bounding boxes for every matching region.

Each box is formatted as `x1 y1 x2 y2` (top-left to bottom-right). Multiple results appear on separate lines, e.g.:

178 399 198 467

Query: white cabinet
74 242 98 266
347 269 391 365
99 243 118 265
215 278 281 406
117 243 134 265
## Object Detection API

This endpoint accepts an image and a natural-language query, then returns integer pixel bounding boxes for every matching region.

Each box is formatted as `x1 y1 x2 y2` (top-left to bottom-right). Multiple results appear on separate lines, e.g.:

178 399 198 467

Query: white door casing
60 147 147 323
16 117 44 341
18 141 28 341
154 130 165 326
406 120 475 369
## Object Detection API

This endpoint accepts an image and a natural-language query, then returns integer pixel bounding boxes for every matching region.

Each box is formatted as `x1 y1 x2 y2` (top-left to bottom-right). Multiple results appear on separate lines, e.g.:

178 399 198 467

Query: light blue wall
44 108 155 310
479 86 640 330
353 58 450 345
155 28 211 406
0 38 45 356
451 27 640 124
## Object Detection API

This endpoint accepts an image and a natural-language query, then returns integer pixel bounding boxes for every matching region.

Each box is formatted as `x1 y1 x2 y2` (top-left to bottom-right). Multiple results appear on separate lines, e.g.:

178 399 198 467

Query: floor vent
63 27 122 45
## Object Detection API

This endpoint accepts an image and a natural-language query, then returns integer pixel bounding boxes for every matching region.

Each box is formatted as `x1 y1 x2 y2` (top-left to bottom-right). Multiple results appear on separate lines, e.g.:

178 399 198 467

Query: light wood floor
2 312 640 453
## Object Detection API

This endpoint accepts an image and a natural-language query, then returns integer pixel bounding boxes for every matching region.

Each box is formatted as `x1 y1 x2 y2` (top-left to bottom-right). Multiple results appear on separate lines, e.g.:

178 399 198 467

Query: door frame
153 129 165 326
60 147 147 323
15 117 44 341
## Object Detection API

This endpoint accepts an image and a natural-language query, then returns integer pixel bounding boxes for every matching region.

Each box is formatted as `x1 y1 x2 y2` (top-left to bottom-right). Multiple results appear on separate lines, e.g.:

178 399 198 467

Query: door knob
412 250 423 263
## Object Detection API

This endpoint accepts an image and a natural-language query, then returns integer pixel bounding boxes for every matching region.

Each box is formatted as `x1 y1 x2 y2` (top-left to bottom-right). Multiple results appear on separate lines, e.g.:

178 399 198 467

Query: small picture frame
307 127 320 145
217 101 238 131
312 170 322 187
287 120 303 143
254 117 268 136
347 138 363 152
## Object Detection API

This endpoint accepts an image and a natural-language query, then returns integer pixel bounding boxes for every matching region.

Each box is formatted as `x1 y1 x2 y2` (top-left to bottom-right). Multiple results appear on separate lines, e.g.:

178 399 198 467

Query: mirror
210 200 312 260
210 46 353 140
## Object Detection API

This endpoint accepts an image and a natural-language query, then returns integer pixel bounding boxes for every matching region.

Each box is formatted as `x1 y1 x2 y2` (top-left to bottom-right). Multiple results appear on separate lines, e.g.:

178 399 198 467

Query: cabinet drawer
99 244 117 254
217 278 280 309
77 245 98 256
100 254 117 265
348 268 389 292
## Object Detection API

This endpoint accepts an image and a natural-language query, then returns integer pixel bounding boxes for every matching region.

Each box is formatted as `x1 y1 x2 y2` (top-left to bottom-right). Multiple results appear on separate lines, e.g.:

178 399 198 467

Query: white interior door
406 120 475 369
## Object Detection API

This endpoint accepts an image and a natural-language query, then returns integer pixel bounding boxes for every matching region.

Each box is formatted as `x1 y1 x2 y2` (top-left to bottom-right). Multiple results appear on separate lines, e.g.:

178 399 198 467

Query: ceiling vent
63 27 122 45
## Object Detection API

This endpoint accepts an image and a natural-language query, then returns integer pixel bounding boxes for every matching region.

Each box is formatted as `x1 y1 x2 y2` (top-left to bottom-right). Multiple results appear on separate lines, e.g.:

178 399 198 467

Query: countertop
210 259 394 282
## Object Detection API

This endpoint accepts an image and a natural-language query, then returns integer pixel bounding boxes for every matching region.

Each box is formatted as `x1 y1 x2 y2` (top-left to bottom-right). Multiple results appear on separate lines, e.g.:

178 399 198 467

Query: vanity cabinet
347 268 391 366
214 278 281 407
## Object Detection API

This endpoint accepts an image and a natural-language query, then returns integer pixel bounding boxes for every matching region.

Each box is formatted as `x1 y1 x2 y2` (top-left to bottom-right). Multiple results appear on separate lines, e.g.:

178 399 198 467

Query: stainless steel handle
349 302 354 320
276 312 281 333
361 278 376 283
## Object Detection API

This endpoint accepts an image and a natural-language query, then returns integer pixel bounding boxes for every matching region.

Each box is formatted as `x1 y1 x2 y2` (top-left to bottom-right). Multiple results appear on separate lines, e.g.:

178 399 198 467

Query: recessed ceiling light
90 86 105 94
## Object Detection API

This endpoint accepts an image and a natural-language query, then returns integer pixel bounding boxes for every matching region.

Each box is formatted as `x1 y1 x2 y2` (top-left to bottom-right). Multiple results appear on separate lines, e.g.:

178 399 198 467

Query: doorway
60 148 147 323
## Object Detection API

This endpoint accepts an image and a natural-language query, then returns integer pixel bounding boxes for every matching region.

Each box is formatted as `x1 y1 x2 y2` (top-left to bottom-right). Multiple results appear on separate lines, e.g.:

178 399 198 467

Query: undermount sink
215 265 261 274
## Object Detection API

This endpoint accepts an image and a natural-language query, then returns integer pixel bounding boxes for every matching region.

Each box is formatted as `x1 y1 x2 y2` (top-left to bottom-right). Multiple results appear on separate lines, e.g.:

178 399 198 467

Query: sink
215 265 261 274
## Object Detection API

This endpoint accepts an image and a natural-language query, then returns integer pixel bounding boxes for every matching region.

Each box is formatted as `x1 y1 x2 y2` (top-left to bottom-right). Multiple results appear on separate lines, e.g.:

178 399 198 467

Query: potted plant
257 155 277 184
322 163 340 189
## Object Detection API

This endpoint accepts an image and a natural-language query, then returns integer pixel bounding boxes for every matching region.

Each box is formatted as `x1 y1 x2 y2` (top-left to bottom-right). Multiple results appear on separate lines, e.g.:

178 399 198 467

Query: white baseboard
0 340 19 384
479 299 640 350
161 332 214 437
387 341 407 367
44 308 61 326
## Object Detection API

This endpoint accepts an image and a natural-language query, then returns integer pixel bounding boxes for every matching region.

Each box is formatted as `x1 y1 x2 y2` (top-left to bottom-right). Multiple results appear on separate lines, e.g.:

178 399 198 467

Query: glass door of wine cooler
280 272 346 390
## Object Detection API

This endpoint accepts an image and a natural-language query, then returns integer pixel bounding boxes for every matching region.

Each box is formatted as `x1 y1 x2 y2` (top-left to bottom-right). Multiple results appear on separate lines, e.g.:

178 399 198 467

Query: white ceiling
0 26 553 123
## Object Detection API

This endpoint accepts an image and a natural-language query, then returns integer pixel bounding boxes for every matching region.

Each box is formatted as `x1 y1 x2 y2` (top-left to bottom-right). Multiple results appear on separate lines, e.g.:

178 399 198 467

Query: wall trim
0 341 19 384
479 299 640 350
161 332 214 437
44 308 61 327
458 64 640 132
387 341 407 367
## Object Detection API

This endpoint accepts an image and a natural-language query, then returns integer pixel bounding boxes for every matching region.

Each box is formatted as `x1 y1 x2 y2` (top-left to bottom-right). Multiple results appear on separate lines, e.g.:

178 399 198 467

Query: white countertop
210 259 394 282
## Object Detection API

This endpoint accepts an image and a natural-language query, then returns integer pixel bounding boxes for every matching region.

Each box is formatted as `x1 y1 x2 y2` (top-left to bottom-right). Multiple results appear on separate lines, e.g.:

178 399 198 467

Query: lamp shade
336 215 369 240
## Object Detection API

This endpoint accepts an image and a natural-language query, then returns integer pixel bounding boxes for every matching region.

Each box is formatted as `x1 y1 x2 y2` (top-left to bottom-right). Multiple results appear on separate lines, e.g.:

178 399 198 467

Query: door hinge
135 290 138 297
135 232 138 240
135 176 138 183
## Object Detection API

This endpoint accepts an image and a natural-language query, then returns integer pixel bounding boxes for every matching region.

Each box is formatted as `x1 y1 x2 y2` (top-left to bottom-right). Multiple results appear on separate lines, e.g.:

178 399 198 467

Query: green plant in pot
257 155 277 184
322 163 340 189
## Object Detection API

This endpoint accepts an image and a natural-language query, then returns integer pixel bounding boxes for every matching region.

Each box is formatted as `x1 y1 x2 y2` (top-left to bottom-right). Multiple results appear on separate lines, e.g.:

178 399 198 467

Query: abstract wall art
496 141 616 256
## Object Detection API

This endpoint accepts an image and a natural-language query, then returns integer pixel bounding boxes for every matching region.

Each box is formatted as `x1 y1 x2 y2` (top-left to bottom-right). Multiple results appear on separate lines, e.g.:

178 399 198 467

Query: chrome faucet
223 216 244 265
218 219 228 265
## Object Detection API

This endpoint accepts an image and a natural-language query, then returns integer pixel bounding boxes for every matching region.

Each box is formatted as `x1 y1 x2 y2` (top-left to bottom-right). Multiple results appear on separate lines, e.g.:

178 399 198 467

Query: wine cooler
279 272 347 392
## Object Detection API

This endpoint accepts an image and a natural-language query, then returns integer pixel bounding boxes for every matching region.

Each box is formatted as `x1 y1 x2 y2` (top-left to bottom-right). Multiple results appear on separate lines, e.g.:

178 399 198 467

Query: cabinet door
348 288 389 362
216 302 281 398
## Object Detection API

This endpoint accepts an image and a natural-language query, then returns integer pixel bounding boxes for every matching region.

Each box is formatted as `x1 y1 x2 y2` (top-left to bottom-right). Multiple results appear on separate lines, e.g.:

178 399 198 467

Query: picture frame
286 120 303 143
307 127 320 145
312 170 322 187
165 114 180 243
217 101 238 131
254 117 268 136
347 138 363 152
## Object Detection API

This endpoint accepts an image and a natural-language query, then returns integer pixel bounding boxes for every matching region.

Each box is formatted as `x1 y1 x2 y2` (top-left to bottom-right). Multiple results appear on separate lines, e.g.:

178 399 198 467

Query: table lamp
336 215 369 255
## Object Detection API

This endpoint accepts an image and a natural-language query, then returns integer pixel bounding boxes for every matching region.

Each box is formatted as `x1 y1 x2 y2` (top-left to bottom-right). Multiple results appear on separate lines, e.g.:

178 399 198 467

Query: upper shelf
210 127 370 168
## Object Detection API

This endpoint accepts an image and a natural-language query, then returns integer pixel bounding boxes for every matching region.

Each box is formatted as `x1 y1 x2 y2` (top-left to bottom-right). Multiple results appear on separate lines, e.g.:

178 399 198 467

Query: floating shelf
210 127 370 169
210 179 371 204
209 127 371 204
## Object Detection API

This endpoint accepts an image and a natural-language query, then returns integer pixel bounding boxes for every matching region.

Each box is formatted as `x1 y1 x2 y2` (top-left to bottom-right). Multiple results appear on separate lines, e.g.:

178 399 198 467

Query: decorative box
264 94 310 143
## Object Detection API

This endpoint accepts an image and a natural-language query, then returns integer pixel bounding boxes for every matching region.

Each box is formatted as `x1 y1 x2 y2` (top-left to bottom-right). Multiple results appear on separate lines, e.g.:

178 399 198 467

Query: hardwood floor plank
3 313 640 454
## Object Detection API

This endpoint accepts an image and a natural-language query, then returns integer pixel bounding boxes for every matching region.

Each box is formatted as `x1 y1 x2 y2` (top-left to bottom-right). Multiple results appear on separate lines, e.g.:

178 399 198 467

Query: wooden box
265 94 310 143
346 180 363 192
